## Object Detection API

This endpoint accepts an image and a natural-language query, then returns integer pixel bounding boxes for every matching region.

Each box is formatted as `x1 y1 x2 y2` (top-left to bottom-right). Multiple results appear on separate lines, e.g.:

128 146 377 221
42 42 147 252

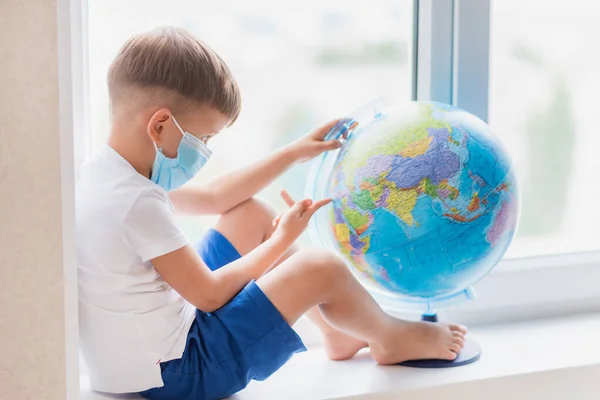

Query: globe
306 100 520 312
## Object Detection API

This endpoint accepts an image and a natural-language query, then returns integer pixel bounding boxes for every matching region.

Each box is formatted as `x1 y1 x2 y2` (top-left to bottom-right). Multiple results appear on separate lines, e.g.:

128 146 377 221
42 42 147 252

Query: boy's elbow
197 299 220 313
192 288 224 313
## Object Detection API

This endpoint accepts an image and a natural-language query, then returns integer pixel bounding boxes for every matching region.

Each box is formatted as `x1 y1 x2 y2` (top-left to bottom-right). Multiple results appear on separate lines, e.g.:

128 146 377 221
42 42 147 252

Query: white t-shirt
76 145 196 393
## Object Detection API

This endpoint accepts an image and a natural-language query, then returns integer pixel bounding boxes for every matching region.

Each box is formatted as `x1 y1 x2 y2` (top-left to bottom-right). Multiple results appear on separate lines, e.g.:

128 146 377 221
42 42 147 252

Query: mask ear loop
155 114 185 156
150 115 183 154
171 115 213 158
151 137 160 153
171 115 187 137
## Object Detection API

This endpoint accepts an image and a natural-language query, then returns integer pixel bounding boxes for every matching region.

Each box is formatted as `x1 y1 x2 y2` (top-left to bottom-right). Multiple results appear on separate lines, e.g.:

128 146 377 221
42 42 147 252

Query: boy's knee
242 197 276 218
251 197 278 220
223 197 277 226
296 248 348 284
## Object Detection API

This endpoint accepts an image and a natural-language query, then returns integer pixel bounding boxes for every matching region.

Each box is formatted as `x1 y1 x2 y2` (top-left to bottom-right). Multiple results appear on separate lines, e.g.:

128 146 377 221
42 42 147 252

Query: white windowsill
235 312 600 399
81 311 600 400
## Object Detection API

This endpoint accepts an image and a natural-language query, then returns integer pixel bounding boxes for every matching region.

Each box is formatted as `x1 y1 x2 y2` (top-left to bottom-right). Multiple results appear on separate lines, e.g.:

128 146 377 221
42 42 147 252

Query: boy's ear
147 108 172 144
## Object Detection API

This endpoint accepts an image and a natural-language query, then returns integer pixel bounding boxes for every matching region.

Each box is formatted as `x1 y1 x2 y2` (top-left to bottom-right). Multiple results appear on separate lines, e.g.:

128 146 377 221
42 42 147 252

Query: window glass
489 1 600 257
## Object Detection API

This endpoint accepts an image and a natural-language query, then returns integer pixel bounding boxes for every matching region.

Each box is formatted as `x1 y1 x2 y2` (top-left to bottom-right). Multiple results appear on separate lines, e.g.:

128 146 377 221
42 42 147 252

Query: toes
449 324 468 335
444 350 458 360
452 335 465 348
449 342 462 354
452 330 465 337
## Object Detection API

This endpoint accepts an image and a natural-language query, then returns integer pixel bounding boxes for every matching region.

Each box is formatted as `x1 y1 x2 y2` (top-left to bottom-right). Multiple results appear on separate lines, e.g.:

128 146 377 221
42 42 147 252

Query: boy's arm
168 147 297 215
152 235 290 312
168 119 342 215
152 197 328 312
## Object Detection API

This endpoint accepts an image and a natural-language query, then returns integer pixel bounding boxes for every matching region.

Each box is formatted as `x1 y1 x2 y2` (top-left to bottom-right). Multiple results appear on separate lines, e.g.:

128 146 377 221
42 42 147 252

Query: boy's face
151 107 230 159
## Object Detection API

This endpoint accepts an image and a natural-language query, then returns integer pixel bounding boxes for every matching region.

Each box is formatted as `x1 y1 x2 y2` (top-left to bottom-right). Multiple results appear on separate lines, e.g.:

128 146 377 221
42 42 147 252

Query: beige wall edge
0 0 80 398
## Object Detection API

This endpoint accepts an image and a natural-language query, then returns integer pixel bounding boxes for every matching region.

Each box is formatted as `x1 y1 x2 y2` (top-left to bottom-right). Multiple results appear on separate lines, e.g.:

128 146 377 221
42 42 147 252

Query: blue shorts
140 229 306 400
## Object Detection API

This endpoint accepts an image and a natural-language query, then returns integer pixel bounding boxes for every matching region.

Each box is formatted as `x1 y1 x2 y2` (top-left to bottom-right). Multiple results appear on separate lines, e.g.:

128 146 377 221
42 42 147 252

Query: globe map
307 101 519 308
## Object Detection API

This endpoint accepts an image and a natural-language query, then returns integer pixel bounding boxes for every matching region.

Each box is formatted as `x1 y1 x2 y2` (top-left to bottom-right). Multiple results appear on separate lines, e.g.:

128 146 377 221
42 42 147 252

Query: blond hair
108 27 241 123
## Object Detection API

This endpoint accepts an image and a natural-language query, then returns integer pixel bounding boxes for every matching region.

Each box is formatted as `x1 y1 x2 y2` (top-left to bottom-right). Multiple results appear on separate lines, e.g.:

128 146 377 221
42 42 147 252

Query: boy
77 27 466 400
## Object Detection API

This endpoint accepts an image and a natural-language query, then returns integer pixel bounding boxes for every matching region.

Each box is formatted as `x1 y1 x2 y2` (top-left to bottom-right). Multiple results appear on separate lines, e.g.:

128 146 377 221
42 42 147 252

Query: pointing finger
280 190 296 207
304 198 332 217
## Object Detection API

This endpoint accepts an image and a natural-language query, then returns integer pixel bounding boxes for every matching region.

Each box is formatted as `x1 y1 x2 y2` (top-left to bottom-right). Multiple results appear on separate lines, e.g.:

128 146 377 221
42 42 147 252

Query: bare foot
324 330 369 361
370 320 467 364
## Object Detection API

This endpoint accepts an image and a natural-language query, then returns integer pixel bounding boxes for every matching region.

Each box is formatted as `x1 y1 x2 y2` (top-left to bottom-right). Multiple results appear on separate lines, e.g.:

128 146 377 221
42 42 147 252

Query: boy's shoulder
77 146 171 222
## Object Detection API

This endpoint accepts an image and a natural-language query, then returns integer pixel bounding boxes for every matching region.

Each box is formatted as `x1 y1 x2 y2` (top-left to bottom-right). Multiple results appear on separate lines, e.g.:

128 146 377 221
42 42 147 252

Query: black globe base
398 313 481 369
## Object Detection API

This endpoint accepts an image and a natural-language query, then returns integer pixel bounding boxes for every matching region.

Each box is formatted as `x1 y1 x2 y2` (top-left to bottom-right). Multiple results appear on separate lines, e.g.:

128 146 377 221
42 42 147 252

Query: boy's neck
108 121 154 179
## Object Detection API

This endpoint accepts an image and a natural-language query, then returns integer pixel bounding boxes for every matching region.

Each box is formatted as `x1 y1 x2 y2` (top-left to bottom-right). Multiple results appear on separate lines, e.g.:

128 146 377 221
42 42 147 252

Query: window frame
58 0 87 397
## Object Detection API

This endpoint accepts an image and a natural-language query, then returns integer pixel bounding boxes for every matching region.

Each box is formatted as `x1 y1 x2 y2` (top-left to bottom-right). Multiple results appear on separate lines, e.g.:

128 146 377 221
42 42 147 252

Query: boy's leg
212 197 367 360
257 248 466 363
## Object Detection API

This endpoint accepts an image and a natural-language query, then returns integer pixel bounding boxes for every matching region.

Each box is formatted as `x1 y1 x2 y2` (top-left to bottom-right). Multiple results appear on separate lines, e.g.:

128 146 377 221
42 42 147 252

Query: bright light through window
489 0 600 258
88 0 414 241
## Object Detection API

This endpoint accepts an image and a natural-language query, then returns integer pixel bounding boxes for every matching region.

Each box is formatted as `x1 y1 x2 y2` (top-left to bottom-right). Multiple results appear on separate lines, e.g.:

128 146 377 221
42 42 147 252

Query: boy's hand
287 119 345 163
272 190 331 246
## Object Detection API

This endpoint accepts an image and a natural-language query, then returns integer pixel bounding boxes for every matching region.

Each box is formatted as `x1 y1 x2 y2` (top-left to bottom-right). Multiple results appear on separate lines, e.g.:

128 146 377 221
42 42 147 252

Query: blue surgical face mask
150 116 213 191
